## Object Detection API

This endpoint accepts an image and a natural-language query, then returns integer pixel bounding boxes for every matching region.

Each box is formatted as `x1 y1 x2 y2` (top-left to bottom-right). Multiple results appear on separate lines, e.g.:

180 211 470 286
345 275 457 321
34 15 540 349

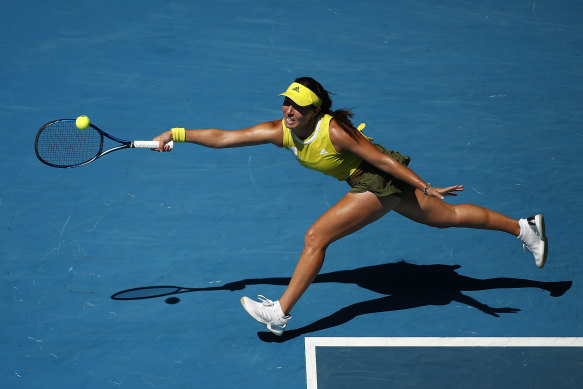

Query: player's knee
304 226 330 252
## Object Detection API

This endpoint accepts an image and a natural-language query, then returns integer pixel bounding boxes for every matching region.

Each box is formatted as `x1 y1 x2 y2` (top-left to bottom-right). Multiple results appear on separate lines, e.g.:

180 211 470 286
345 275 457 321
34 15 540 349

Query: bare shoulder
328 119 390 167
249 119 283 147
227 119 283 147
328 118 371 154
257 119 283 132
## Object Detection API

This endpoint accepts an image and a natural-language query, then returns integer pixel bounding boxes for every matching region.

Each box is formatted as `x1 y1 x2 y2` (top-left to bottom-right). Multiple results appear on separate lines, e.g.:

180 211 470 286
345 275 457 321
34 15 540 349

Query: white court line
305 337 583 389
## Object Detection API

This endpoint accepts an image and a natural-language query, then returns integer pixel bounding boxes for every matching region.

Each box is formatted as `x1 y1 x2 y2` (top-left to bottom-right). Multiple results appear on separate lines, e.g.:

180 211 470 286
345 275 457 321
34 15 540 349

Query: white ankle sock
518 218 529 240
273 301 285 318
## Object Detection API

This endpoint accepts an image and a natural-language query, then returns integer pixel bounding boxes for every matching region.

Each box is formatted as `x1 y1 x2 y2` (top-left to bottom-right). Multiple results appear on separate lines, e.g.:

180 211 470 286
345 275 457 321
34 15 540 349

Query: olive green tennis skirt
346 144 411 198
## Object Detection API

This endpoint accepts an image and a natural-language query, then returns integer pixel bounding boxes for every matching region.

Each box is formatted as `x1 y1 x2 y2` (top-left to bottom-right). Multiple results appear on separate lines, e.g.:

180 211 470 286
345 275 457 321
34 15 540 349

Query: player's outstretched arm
154 120 283 151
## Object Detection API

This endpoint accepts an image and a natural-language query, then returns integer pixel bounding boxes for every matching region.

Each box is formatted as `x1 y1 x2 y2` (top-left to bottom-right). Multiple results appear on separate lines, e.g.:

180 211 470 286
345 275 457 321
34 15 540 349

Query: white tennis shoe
240 295 291 336
518 214 548 268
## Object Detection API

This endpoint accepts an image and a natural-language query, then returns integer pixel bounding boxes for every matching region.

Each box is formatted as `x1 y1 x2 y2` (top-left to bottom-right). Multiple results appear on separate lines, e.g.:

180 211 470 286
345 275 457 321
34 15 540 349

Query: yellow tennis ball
76 115 90 130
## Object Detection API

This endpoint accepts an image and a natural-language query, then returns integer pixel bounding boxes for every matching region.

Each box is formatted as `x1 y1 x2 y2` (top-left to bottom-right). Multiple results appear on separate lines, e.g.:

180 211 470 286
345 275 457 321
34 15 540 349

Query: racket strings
36 121 102 167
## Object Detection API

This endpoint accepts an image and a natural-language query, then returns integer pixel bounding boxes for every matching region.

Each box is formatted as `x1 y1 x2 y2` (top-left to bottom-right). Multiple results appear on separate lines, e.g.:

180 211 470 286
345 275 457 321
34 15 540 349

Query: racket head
35 119 104 168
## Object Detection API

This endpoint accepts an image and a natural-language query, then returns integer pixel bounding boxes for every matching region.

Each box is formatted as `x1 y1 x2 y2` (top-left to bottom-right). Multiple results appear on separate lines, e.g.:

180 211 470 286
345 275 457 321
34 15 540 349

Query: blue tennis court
307 337 583 388
2 0 582 388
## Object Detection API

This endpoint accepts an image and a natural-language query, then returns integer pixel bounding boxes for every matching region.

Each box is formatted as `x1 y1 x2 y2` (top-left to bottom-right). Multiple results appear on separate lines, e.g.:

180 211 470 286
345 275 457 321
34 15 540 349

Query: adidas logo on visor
292 86 300 92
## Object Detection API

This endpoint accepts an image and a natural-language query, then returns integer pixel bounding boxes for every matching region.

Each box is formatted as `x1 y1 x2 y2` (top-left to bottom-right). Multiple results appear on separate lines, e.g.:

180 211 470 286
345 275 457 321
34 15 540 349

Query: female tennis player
153 77 547 336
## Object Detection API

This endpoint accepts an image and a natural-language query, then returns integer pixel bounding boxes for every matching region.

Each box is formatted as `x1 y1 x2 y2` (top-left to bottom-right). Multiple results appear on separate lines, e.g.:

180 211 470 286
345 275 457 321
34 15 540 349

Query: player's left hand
426 185 464 199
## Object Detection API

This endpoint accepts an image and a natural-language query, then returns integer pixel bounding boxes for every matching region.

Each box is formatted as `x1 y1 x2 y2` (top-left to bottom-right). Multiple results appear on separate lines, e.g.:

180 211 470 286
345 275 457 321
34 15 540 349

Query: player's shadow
111 260 572 342
257 261 572 342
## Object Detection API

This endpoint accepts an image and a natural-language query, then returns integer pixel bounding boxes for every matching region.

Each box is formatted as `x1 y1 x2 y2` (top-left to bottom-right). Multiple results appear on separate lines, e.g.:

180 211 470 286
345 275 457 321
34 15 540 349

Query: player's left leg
394 187 547 267
394 186 519 234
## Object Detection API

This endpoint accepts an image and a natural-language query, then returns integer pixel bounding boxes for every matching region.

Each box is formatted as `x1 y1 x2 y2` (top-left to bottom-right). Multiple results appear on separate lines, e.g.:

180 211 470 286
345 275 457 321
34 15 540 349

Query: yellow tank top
282 114 368 181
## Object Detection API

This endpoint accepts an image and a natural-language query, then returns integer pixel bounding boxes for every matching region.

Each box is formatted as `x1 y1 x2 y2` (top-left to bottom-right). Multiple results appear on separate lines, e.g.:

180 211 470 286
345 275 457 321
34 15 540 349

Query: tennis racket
34 119 173 168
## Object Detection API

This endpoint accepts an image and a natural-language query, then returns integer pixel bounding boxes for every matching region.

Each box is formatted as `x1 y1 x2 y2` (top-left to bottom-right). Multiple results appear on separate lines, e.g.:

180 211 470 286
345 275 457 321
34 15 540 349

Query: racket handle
132 141 174 149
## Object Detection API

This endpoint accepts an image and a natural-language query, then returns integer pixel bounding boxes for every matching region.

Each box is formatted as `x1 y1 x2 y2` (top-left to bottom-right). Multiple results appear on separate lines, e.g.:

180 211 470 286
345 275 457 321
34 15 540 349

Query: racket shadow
110 278 291 301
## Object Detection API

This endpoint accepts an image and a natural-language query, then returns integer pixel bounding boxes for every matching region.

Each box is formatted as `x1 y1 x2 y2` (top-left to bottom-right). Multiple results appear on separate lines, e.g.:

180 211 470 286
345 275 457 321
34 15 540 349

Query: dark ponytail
294 77 361 140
